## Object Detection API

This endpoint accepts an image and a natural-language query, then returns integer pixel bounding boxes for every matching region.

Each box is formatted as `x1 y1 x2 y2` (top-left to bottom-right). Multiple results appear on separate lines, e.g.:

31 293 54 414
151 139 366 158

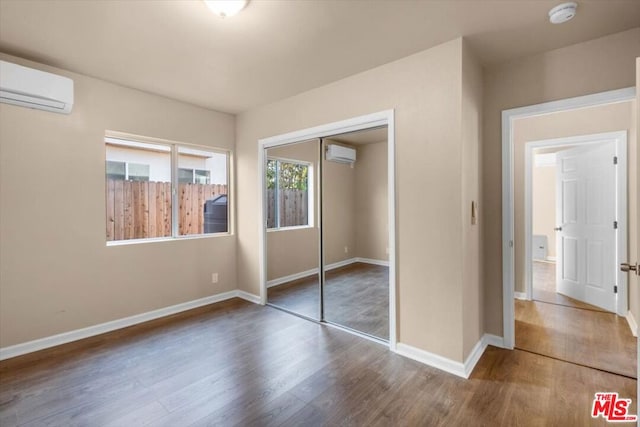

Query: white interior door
555 141 617 312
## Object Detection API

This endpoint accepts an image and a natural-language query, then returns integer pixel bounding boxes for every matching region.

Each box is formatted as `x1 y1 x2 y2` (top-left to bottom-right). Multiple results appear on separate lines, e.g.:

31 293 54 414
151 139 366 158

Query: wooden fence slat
191 184 198 234
148 183 156 237
163 182 172 237
106 180 115 241
155 182 164 237
197 184 204 234
133 181 141 239
140 180 149 238
114 180 124 240
124 181 133 239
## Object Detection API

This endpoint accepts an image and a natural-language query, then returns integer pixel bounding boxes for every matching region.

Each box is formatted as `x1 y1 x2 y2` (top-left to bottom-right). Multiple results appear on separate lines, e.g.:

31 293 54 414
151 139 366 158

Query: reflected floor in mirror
268 262 389 340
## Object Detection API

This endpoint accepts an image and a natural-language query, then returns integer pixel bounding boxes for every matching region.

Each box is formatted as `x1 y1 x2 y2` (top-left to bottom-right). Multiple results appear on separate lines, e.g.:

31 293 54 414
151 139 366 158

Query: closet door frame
258 110 396 350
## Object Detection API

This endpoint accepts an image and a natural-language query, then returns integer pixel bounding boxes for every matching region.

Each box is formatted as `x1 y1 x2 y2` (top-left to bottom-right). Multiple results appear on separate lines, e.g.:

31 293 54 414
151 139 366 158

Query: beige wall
512 101 635 294
482 28 640 335
532 163 556 259
461 42 483 357
265 141 320 281
0 54 236 348
237 38 483 362
354 141 388 262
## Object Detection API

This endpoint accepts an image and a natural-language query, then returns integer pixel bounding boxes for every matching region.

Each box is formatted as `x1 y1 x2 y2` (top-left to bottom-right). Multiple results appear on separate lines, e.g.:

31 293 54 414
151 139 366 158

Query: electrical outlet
211 273 219 284
344 246 349 253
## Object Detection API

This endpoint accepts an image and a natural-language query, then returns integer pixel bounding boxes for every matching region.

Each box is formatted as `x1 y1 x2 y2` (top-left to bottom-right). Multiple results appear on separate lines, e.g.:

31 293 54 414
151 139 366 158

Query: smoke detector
549 2 578 24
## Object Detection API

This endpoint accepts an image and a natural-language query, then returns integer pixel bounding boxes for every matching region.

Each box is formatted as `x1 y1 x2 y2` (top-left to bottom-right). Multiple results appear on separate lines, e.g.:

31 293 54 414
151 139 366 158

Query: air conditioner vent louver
0 60 74 114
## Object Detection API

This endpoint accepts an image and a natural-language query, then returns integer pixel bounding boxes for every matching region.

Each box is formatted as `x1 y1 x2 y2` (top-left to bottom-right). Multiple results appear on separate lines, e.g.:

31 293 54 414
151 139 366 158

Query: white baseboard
0 290 261 361
267 257 389 288
267 267 318 288
483 334 505 349
514 292 528 300
395 333 501 379
354 257 389 267
626 311 638 337
236 290 261 305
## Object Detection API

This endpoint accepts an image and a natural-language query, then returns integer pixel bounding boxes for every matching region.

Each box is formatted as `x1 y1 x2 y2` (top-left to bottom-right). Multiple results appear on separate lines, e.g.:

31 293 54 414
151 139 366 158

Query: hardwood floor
524 261 636 378
515 299 637 378
532 261 607 312
267 262 389 340
0 298 636 426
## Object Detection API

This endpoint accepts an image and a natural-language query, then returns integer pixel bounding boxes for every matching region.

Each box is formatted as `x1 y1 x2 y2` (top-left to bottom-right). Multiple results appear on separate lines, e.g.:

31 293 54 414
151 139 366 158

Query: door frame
501 87 635 349
257 109 397 350
524 132 628 315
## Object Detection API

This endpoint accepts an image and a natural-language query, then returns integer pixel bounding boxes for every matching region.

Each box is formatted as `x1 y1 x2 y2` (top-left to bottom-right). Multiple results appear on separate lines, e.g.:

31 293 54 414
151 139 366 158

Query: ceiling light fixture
548 2 578 24
204 0 248 18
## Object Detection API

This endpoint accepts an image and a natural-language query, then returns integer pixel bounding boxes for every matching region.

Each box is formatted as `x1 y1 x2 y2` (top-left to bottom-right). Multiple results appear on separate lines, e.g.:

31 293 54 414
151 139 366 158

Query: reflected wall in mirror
322 127 389 340
265 139 320 320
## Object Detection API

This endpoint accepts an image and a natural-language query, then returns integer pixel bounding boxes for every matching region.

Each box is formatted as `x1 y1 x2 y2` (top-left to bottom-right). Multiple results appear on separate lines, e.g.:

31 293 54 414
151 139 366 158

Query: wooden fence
267 189 308 228
106 180 227 241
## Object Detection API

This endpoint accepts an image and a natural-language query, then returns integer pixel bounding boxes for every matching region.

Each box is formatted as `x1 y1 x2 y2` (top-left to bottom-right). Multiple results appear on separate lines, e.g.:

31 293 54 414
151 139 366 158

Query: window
105 135 229 243
106 161 150 181
178 168 211 184
267 159 311 229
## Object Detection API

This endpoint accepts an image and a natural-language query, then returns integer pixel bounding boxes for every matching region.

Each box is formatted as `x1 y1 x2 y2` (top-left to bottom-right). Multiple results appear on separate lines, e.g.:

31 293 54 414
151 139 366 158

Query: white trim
266 257 390 288
395 343 468 378
395 334 503 379
514 292 528 300
626 311 638 337
325 258 358 270
258 110 397 350
267 267 319 288
236 290 262 305
0 290 260 361
546 256 557 262
483 334 506 349
501 87 635 349
524 131 628 315
355 257 390 267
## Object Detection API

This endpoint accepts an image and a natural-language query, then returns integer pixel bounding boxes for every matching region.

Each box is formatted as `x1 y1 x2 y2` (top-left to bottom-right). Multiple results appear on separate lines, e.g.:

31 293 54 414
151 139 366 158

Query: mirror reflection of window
267 159 310 229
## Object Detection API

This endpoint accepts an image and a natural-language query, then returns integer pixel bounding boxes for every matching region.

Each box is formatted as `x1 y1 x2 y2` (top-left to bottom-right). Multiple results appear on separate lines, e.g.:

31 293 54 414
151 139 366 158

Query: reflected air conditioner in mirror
326 144 356 164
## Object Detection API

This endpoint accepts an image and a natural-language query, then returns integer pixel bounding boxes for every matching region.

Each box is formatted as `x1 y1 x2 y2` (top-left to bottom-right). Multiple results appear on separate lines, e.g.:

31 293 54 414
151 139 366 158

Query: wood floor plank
532 261 608 312
268 263 389 339
0 298 636 427
515 299 637 378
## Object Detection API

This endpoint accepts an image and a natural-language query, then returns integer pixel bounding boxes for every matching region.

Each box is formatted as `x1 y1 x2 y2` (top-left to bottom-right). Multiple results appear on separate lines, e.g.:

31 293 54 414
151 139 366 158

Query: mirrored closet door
321 128 389 340
265 139 320 320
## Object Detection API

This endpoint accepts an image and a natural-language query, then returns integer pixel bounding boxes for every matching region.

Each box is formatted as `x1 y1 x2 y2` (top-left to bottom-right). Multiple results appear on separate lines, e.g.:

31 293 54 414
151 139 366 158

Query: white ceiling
0 1 638 113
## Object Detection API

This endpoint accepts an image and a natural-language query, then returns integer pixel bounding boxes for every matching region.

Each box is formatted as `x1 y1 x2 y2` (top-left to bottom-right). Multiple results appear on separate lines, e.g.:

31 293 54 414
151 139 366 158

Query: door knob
554 227 562 231
620 262 638 274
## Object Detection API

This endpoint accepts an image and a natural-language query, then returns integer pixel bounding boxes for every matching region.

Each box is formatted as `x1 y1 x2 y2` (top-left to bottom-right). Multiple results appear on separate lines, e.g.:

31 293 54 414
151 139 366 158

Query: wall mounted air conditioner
326 144 356 164
0 60 74 114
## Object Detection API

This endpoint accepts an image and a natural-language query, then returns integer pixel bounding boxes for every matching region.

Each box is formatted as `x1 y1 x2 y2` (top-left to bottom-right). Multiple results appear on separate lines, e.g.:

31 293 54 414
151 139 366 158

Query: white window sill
106 232 232 247
267 225 314 233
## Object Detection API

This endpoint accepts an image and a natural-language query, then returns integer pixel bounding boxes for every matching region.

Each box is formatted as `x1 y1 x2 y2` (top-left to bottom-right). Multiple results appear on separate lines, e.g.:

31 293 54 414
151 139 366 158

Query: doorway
525 132 627 314
502 88 637 379
501 87 636 348
257 110 396 348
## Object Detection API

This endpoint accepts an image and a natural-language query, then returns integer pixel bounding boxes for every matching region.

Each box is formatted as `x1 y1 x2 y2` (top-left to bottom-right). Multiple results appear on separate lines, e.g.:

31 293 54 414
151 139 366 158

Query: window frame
106 160 151 182
266 156 314 231
178 167 211 185
105 132 232 245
